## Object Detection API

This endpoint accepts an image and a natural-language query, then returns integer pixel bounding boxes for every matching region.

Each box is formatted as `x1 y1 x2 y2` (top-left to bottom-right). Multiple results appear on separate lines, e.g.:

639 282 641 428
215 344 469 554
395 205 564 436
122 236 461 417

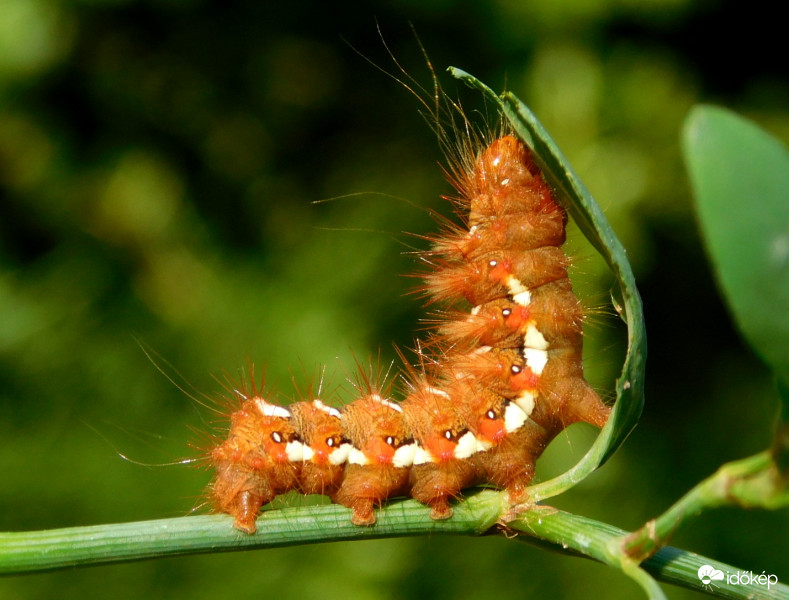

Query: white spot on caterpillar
476 438 493 451
413 445 434 465
523 347 548 375
506 276 528 295
379 398 403 413
500 177 510 186
301 445 315 461
329 443 352 465
256 400 291 419
393 443 417 468
514 390 536 416
286 440 307 462
471 305 482 315
312 400 341 418
512 291 531 306
504 401 528 433
453 431 486 459
348 447 370 466
506 277 531 306
523 324 549 350
424 386 451 399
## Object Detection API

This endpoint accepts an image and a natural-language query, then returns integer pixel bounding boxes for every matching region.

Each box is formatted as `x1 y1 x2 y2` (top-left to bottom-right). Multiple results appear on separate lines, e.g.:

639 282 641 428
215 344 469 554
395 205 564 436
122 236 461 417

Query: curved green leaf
449 67 647 499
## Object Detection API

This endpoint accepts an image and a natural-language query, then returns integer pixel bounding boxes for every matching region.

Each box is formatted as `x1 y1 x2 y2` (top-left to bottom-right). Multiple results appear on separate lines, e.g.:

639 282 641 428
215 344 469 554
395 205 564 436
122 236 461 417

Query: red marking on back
479 417 507 445
425 435 457 462
505 306 531 330
511 367 539 391
489 259 512 284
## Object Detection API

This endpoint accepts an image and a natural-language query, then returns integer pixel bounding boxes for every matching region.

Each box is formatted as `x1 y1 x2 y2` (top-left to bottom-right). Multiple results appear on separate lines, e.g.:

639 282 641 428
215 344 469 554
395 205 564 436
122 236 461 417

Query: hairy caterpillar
206 126 610 533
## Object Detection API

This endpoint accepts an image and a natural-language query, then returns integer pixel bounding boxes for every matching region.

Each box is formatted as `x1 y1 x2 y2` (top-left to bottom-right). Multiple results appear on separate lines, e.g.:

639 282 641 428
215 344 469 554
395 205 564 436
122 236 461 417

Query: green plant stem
0 491 504 575
3 493 786 600
511 506 789 600
619 451 789 562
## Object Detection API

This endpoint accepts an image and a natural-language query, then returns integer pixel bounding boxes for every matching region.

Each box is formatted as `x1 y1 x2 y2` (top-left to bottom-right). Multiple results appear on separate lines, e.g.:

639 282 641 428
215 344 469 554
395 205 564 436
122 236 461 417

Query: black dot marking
486 410 497 419
386 436 395 447
271 431 283 444
444 430 453 440
326 437 335 447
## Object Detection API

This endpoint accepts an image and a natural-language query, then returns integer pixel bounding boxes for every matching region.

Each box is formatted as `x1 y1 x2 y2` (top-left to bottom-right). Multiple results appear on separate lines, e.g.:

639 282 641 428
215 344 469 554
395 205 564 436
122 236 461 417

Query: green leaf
684 106 789 478
683 106 789 385
449 67 647 499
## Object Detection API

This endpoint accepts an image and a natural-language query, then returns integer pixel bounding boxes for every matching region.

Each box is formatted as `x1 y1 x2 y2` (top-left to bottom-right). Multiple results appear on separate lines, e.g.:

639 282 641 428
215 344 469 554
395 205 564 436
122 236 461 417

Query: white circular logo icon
698 565 724 585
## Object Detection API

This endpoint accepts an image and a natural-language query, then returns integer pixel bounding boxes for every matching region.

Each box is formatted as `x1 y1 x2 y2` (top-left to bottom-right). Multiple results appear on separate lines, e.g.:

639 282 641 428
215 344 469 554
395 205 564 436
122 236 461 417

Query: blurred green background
1 0 786 598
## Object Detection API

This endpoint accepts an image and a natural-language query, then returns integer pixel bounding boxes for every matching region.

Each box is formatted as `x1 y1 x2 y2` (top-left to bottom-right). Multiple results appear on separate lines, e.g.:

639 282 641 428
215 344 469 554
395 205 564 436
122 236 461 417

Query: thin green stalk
0 491 505 575
620 451 789 562
3 494 785 600
509 506 667 599
511 507 789 600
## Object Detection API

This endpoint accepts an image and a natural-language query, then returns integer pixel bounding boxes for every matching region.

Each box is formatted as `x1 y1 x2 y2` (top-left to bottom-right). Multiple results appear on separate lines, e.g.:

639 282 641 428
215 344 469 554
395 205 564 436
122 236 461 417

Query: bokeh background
1 1 786 598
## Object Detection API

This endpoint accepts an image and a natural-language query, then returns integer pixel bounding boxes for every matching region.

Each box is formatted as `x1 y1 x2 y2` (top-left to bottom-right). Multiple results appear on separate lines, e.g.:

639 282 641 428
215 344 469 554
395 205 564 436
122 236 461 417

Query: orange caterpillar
207 133 609 533
422 134 610 503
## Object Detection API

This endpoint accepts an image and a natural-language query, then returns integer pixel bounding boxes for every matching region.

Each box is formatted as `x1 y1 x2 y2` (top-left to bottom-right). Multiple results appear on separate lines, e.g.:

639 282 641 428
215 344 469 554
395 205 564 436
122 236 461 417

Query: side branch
510 506 788 600
619 451 789 562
